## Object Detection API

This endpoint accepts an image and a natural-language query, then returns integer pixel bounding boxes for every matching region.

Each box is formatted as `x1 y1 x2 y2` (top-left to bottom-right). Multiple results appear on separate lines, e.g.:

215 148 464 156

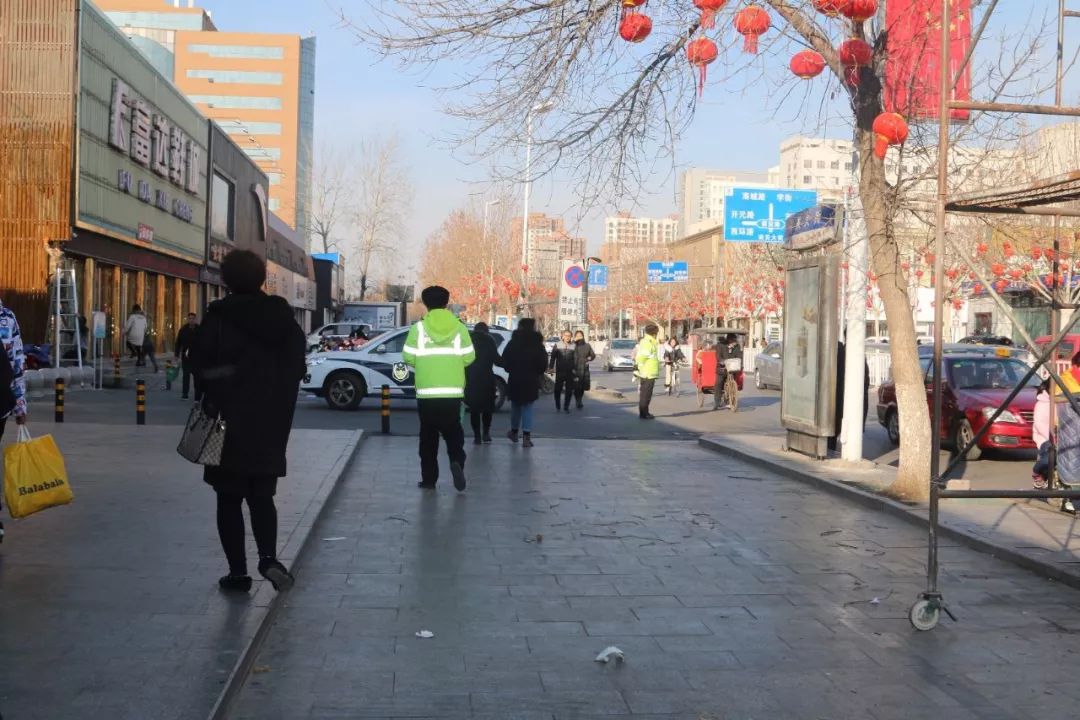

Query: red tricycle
690 327 746 411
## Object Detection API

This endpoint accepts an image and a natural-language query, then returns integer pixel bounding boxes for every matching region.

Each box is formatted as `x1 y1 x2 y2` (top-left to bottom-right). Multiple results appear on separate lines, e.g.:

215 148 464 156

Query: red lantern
734 5 770 54
842 0 877 22
1003 242 1014 257
976 242 988 255
915 269 924 279
1022 263 1033 272
968 271 976 280
1046 248 1057 261
1032 247 1043 260
619 13 653 42
813 0 852 16
945 268 959 280
994 280 1009 293
924 252 935 265
991 262 1005 276
901 260 910 271
694 0 728 29
839 38 872 67
789 50 826 79
687 37 718 96
1008 268 1023 280
872 112 908 159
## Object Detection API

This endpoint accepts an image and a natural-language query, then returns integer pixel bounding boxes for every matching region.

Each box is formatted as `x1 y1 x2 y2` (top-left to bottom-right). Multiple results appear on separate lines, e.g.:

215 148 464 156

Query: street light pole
483 198 501 325
580 256 602 335
519 102 554 316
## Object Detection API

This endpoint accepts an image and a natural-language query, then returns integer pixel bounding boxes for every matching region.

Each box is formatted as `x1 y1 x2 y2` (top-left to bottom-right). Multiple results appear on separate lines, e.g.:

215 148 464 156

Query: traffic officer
635 324 661 419
403 286 476 491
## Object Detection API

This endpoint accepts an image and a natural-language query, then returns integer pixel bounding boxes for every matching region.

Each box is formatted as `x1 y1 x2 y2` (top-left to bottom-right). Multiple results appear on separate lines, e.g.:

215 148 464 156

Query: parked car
307 322 373 352
958 334 1014 346
754 341 783 390
303 325 511 410
603 338 638 371
876 353 1039 460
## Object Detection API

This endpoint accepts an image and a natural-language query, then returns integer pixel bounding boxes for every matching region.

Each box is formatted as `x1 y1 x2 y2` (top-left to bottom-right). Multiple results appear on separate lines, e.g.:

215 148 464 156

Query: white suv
307 322 374 352
303 326 512 410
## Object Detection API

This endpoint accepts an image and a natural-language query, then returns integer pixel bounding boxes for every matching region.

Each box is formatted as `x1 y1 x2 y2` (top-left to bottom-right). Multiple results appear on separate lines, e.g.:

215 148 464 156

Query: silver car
754 341 783 389
603 338 638 371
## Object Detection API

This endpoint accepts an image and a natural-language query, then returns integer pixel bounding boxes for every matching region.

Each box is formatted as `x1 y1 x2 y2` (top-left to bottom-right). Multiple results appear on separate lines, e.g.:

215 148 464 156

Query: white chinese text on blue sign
723 187 818 243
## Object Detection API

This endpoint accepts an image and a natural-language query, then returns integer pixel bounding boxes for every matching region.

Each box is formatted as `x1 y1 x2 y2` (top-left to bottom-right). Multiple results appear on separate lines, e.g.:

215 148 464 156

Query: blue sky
204 0 1068 262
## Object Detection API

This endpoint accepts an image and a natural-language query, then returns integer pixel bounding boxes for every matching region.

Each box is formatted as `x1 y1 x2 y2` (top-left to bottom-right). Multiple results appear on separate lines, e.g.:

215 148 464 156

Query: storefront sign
76 4 207 264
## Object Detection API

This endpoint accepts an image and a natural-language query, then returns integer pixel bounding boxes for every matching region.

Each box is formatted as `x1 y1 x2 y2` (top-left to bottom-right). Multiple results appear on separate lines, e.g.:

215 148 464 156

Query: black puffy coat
192 292 306 479
501 329 548 404
573 340 595 380
464 330 502 412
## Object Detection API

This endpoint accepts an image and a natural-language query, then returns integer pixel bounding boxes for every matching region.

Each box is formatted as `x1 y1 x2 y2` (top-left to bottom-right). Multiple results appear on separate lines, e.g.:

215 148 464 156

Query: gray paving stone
231 438 1080 719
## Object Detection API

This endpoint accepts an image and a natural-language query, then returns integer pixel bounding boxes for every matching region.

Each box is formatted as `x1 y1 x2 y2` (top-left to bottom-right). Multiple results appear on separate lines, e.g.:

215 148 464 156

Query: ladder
48 264 84 376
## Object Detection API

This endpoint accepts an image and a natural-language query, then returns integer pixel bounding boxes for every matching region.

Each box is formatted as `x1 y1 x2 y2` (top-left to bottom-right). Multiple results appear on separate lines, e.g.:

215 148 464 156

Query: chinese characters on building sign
109 78 200 225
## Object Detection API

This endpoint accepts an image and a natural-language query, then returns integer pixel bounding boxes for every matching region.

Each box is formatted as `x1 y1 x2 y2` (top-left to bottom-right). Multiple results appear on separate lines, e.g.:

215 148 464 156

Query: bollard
165 360 173 390
136 379 146 425
54 378 65 423
113 354 121 387
381 384 390 434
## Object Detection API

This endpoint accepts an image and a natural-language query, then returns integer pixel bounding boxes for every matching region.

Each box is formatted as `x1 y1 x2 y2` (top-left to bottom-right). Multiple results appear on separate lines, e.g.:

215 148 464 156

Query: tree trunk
857 127 931 502
359 273 368 301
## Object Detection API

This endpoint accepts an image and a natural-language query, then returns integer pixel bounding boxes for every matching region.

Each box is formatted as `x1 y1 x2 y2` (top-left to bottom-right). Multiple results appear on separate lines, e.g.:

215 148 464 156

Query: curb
207 429 366 720
698 436 1080 593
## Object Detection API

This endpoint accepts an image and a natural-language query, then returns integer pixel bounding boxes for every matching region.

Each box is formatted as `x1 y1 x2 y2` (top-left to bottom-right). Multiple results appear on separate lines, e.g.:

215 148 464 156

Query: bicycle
722 372 739 412
665 362 684 396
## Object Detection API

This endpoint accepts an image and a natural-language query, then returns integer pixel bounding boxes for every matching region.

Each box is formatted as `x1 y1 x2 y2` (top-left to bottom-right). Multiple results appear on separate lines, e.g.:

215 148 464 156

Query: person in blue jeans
500 318 548 448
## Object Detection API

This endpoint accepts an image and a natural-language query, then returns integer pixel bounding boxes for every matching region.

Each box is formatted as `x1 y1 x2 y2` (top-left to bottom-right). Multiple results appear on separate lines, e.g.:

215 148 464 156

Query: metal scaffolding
915 0 1080 630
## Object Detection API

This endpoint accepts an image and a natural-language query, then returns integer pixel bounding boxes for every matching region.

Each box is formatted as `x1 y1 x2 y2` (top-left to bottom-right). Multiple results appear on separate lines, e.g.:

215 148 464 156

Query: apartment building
774 136 856 203
94 0 315 238
679 169 774 237
510 212 587 286
604 211 679 247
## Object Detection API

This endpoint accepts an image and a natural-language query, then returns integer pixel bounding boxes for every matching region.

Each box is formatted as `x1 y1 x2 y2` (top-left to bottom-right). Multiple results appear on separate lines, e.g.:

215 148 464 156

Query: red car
876 353 1039 460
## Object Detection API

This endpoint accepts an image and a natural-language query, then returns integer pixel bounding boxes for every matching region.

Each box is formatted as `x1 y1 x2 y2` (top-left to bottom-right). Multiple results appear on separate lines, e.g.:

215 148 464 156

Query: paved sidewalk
0 422 361 720
701 432 1080 586
234 436 1080 719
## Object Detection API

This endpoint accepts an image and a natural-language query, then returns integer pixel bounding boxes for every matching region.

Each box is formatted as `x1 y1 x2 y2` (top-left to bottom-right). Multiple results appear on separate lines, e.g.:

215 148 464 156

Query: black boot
218 574 253 592
258 558 295 592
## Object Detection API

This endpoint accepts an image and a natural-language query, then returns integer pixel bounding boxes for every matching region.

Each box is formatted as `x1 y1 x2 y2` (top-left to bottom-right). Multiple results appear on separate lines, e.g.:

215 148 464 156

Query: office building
95 0 316 239
511 213 587 286
679 169 774 237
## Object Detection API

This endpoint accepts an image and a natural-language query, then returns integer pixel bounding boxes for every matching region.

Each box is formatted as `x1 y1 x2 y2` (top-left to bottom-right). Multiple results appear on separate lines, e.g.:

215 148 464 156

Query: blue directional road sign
588 264 609 289
724 187 818 243
646 261 689 284
784 204 841 251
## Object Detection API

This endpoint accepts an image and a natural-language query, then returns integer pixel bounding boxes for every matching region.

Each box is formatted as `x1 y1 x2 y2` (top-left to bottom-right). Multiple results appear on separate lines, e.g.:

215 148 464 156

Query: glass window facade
219 120 282 136
296 37 317 247
187 44 285 59
186 94 282 110
105 11 206 30
186 69 283 85
211 172 235 241
242 146 281 161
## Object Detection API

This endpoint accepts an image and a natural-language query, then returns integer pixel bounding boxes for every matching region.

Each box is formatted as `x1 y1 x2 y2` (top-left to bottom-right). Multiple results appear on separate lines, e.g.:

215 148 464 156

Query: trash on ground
322 537 347 542
870 597 881 605
594 646 625 664
415 630 435 639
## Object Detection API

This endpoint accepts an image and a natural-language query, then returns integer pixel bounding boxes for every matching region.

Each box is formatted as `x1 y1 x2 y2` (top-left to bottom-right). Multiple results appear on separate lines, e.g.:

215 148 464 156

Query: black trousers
713 371 727 409
181 361 201 399
573 380 585 405
554 375 573 410
418 398 466 484
639 378 656 417
215 487 278 576
469 410 492 439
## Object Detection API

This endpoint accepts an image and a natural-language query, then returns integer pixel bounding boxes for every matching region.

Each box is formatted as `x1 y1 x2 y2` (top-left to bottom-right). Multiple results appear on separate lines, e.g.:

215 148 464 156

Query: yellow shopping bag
4 425 73 518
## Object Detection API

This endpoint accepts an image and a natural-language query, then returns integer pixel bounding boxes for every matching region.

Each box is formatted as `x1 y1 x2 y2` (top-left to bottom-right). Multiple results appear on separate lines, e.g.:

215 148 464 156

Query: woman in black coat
192 250 306 594
464 322 502 445
571 330 596 410
500 318 548 448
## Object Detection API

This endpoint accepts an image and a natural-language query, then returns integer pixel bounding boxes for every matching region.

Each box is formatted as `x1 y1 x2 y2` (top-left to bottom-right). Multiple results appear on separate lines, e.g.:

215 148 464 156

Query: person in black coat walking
465 322 502 445
501 318 548 448
191 250 306 594
549 329 576 412
174 312 201 400
571 330 595 410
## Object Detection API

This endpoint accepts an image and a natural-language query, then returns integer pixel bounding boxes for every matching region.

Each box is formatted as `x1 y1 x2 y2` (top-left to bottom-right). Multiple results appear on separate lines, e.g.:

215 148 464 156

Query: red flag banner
884 0 972 122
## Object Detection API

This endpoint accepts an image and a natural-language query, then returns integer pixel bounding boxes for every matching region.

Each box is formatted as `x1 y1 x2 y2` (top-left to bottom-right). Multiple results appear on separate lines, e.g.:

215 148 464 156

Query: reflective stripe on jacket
402 310 475 399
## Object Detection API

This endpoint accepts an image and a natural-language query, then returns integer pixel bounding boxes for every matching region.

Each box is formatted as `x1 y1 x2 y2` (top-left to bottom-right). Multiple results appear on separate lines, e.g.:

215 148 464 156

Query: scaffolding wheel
909 598 941 632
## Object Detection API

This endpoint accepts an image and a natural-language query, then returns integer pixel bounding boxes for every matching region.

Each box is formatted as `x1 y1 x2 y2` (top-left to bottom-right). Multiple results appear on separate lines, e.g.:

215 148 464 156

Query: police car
302 325 512 411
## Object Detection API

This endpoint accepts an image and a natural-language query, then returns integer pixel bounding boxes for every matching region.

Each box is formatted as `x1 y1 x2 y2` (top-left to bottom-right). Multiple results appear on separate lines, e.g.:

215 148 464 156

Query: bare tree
352 134 413 300
306 143 356 255
344 1 1059 500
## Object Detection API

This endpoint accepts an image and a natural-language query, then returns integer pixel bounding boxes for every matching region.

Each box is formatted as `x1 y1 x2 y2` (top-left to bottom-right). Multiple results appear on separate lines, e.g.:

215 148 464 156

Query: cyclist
662 337 686 395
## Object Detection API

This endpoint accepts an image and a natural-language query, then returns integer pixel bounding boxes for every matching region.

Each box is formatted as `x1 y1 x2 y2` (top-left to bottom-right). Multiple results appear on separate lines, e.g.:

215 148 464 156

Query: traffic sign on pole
646 261 689 284
588 264 609 289
724 187 818 243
